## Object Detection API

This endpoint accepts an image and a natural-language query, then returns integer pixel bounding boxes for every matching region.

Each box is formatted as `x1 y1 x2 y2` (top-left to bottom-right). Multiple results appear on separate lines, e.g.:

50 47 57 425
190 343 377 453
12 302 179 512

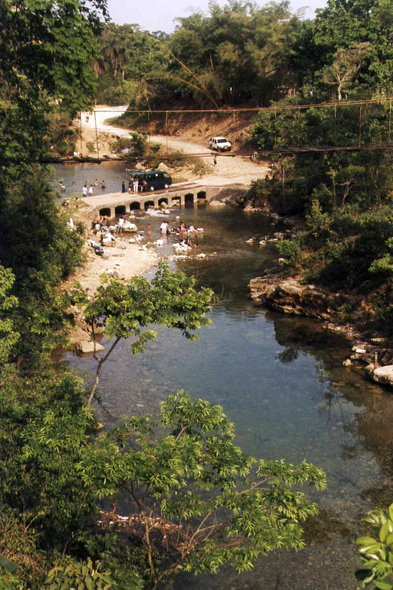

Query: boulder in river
373 365 393 387
76 341 105 355
373 365 393 386
209 199 226 208
248 276 342 320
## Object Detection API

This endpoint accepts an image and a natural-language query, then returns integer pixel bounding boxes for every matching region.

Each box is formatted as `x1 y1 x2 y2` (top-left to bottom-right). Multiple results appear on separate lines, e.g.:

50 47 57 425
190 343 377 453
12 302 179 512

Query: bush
277 238 302 267
110 132 147 157
192 158 210 177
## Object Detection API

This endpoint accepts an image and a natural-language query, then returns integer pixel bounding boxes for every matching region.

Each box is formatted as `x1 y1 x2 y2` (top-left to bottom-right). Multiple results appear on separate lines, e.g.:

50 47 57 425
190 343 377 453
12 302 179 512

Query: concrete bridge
83 184 230 218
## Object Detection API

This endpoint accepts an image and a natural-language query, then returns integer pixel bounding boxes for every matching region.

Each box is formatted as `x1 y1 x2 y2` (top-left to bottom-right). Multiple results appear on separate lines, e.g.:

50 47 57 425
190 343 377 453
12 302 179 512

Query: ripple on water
63 202 393 590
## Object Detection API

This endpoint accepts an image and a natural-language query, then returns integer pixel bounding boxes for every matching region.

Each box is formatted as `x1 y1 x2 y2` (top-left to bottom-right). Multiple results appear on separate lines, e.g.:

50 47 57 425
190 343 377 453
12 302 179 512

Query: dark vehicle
128 170 172 191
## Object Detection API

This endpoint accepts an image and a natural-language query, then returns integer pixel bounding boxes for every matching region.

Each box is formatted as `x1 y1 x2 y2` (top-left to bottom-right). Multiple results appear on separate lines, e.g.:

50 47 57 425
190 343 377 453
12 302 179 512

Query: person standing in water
101 180 106 189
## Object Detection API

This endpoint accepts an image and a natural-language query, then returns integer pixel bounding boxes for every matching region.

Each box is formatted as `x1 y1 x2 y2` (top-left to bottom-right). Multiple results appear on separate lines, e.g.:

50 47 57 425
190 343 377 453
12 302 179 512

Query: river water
59 164 393 589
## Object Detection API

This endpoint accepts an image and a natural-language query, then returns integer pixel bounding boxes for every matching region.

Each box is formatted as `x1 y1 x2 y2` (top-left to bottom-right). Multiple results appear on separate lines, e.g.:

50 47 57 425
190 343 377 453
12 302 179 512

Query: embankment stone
76 341 105 354
373 365 393 387
249 276 340 320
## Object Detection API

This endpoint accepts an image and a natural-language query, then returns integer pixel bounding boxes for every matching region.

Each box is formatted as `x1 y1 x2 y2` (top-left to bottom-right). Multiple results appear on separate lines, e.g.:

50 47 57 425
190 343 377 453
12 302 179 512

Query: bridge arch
171 196 181 207
144 200 155 211
158 197 168 207
185 193 194 207
115 205 126 215
99 207 111 217
197 190 206 201
130 202 141 211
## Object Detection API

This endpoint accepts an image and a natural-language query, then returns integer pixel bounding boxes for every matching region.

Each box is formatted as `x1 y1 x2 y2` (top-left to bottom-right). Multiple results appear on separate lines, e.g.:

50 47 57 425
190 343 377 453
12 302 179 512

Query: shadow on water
62 201 393 589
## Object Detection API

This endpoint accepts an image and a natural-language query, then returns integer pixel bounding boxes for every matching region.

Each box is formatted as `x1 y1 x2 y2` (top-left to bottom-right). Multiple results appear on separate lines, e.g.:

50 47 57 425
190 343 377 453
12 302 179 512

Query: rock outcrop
209 199 227 208
373 366 393 387
75 341 105 355
249 276 343 320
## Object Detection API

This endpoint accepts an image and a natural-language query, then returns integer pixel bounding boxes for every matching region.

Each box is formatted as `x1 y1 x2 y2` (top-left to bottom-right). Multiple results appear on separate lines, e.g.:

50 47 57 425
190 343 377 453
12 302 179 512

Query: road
81 106 269 187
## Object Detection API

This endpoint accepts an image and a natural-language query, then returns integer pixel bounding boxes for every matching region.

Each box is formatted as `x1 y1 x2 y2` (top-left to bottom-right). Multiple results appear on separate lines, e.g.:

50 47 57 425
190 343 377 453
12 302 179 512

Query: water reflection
51 161 128 196
62 201 393 589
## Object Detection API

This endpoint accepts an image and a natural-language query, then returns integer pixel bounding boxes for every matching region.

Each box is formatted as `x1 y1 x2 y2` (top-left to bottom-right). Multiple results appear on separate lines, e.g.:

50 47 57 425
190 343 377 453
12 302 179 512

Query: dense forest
2 0 393 587
95 0 393 108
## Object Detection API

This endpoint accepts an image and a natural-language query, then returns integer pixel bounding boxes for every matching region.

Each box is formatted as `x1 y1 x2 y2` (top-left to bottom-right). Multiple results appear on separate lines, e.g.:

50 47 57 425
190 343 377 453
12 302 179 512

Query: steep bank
109 109 257 153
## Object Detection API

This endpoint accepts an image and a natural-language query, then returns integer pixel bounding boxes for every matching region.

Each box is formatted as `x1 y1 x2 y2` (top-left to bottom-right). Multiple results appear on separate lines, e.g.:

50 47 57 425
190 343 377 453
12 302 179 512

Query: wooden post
358 104 362 148
374 351 378 369
94 110 99 159
79 112 83 155
165 111 169 156
334 104 337 147
274 109 277 148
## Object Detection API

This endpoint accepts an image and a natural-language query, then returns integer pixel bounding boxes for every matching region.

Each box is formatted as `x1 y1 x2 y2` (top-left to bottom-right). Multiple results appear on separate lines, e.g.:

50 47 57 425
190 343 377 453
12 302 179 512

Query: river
59 167 393 589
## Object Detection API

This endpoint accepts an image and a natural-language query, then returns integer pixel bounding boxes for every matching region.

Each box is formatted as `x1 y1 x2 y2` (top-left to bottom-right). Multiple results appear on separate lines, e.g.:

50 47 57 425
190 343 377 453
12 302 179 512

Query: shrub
192 158 210 177
111 132 147 157
277 238 302 268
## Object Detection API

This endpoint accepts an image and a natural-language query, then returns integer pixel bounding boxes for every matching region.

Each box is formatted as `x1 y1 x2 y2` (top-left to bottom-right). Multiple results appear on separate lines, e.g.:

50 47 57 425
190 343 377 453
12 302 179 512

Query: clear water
63 199 393 589
51 161 131 197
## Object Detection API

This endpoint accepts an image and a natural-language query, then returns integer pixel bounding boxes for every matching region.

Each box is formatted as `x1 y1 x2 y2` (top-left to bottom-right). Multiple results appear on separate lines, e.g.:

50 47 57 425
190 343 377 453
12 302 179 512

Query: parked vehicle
209 137 232 152
127 170 172 191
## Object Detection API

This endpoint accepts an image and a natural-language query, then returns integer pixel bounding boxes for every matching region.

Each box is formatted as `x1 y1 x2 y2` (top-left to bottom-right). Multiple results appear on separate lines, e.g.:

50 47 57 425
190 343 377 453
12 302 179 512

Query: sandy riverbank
71 238 159 296
64 215 160 351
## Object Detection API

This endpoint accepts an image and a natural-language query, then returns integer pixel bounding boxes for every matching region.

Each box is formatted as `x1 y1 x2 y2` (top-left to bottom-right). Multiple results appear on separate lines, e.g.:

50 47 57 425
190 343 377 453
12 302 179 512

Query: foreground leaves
356 504 393 589
78 392 327 588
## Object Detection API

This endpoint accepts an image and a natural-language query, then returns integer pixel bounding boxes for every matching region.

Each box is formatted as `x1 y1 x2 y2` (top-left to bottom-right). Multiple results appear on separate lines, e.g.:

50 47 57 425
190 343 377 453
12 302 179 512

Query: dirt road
81 107 268 187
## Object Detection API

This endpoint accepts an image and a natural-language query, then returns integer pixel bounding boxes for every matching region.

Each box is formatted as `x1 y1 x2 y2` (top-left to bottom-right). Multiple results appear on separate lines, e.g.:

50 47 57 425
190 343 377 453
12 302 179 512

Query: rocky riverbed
249 273 393 389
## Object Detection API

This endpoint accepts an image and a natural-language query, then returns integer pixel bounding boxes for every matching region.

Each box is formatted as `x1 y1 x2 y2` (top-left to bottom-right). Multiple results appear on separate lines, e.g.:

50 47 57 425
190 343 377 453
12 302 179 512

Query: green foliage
0 0 108 175
85 262 213 345
46 113 79 157
370 238 393 274
277 238 302 268
83 262 213 404
78 392 326 587
192 158 211 177
95 2 305 108
86 141 96 154
44 558 114 590
95 24 170 107
0 167 84 359
110 132 148 157
263 200 393 290
355 504 393 588
0 267 20 364
245 178 270 208
306 198 329 236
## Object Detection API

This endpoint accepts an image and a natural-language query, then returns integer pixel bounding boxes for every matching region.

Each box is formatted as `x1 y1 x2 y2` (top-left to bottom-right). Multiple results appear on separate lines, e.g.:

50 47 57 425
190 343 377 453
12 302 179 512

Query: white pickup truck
209 137 232 152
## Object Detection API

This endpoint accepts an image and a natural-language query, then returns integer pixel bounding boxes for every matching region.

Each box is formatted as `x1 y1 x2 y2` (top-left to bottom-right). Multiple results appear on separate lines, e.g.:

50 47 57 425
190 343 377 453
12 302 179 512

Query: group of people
92 214 108 233
91 215 117 248
83 180 106 197
121 177 148 194
158 220 199 248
